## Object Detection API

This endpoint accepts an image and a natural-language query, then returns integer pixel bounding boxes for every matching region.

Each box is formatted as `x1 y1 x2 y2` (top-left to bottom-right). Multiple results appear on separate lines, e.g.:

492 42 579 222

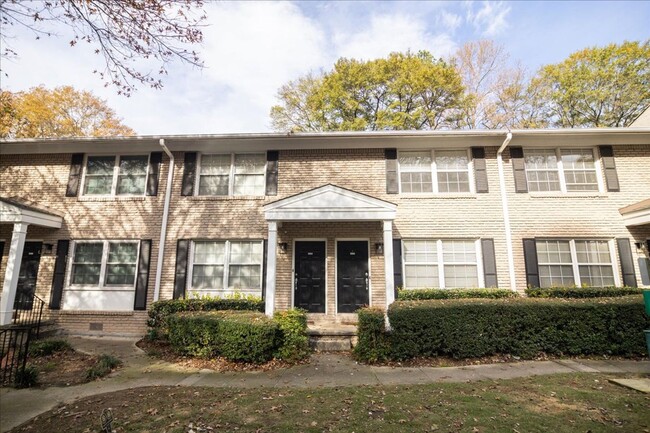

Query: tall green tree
270 51 466 132
1 85 135 138
535 40 650 127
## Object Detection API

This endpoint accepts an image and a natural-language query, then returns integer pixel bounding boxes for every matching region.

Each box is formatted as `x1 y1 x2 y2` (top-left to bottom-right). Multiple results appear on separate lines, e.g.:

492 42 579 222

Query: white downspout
497 132 517 291
154 139 174 301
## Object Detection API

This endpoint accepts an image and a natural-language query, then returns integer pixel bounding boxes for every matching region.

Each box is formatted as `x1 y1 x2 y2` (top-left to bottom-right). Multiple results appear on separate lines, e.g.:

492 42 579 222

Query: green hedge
386 296 649 360
398 288 518 301
168 311 279 363
353 307 390 363
148 297 265 337
273 309 310 362
525 286 643 298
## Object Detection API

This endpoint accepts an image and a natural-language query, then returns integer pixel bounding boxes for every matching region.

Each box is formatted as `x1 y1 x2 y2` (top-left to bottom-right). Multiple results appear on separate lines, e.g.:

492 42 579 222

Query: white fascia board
0 205 62 228
621 209 650 227
266 209 397 221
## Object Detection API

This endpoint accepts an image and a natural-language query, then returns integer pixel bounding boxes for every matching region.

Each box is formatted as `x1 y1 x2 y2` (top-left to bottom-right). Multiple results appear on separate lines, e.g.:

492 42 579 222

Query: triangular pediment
264 185 396 221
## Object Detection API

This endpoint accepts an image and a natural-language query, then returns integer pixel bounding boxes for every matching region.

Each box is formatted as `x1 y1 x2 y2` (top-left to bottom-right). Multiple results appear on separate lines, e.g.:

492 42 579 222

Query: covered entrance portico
0 198 62 325
262 185 397 317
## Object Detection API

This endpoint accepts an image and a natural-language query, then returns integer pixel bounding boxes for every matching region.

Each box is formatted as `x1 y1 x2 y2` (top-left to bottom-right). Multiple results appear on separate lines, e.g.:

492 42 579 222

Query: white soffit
619 199 650 227
264 184 397 221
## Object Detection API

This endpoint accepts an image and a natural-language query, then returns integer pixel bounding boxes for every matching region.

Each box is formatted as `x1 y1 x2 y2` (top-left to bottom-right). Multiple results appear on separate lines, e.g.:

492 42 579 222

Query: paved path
1 337 648 432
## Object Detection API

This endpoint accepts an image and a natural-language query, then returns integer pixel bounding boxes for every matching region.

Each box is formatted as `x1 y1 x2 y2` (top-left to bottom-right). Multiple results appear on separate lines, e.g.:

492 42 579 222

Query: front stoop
308 326 357 351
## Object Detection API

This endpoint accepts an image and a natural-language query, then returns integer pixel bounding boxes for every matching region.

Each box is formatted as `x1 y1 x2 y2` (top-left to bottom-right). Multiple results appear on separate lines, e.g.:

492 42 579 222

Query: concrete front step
308 326 357 351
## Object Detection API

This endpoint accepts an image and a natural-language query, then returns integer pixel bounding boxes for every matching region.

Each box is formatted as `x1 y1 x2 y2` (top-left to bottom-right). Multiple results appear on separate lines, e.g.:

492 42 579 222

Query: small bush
14 365 39 388
398 288 518 301
168 311 279 363
388 296 650 360
354 307 390 363
28 339 72 357
274 309 310 362
525 286 643 298
86 354 122 380
147 296 265 337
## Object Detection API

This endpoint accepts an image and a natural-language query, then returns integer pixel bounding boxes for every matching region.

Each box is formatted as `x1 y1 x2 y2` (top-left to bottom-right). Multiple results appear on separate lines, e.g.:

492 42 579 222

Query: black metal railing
0 326 32 386
12 294 45 339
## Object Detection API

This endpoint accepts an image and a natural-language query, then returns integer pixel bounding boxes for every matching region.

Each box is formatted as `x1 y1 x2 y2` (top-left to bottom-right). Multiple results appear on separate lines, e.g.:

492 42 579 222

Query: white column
0 222 29 325
265 221 278 317
383 220 395 308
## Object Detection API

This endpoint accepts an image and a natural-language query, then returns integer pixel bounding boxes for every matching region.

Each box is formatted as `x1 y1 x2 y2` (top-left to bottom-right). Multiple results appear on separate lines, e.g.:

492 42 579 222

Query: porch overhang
0 197 63 228
263 184 397 222
619 199 650 227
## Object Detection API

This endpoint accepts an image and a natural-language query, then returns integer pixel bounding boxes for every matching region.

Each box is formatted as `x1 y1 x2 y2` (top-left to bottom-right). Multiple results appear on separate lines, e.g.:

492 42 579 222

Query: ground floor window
402 239 480 288
189 240 263 295
536 239 616 287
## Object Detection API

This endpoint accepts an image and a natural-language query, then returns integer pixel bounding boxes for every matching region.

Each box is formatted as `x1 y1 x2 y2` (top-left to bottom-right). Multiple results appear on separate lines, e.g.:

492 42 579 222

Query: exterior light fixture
278 242 288 253
375 243 384 255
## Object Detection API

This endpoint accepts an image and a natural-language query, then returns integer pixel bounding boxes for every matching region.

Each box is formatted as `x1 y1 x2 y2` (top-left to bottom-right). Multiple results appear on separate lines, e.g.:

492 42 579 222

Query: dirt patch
137 338 308 372
28 349 99 387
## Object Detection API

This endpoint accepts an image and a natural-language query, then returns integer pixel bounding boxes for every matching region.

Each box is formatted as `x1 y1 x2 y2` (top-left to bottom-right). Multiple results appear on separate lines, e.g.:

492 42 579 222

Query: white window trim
195 152 267 197
402 239 484 289
187 239 264 294
536 238 621 287
397 149 475 195
65 240 141 291
524 147 601 193
80 154 150 197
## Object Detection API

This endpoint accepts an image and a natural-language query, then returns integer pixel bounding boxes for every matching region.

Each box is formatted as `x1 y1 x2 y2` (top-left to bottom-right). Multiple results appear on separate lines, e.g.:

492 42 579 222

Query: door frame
334 238 371 314
292 239 328 314
16 240 44 310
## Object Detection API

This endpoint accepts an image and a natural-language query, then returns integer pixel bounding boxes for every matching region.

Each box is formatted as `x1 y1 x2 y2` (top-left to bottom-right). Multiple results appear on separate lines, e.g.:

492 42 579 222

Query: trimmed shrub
168 311 279 363
354 307 390 363
14 365 39 388
148 297 264 336
388 296 650 360
398 288 518 301
28 339 72 357
525 286 643 298
274 309 310 362
86 354 122 380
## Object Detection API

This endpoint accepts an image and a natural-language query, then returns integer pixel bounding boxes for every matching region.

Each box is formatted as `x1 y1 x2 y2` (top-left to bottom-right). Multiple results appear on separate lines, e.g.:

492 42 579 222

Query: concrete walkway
1 337 648 432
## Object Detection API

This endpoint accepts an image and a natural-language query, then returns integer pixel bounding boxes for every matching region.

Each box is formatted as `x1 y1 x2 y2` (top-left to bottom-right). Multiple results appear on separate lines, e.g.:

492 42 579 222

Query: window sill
66 286 135 292
58 310 135 316
399 194 477 200
528 192 607 199
77 196 146 202
189 195 267 201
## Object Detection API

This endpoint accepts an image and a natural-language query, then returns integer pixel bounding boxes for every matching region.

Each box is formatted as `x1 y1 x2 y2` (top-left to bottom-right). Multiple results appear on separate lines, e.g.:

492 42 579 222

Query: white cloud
465 1 511 36
438 11 463 33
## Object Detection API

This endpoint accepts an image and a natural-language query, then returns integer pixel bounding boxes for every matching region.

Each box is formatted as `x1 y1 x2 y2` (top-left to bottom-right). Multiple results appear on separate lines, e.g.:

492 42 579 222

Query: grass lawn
13 373 649 433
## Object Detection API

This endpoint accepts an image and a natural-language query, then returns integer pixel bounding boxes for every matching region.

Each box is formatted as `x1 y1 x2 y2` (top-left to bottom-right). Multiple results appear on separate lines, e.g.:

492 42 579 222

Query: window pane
575 241 611 264
404 264 439 288
105 243 137 285
200 155 231 175
400 172 433 193
71 242 103 285
399 152 433 193
536 240 572 264
199 155 231 195
435 150 468 170
228 265 261 289
437 171 470 193
228 242 262 289
579 265 615 287
403 240 437 263
444 264 478 288
86 156 115 175
399 152 431 171
199 175 229 196
442 240 476 263
84 156 115 195
539 265 575 287
116 155 147 195
233 174 265 195
234 154 265 175
194 242 226 264
192 265 224 290
71 264 101 285
525 150 561 192
561 149 598 191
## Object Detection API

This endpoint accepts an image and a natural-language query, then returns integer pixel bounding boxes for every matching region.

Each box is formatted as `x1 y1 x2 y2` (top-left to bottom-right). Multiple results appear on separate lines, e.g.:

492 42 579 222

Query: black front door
294 241 326 313
337 241 369 313
14 242 43 310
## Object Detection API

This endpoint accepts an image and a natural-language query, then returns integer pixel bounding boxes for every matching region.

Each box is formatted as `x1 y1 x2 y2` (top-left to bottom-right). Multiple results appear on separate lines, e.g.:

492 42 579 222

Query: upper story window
189 240 263 294
524 148 599 192
399 150 471 193
536 239 616 287
197 153 266 196
69 240 139 288
82 155 149 196
402 239 480 288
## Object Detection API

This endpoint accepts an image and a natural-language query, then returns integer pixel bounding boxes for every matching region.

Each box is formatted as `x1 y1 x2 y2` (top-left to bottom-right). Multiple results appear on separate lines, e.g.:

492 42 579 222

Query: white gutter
497 132 517 291
153 139 174 301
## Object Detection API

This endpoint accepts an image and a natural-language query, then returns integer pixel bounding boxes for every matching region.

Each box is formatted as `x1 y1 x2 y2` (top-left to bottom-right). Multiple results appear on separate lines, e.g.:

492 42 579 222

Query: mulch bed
27 349 99 387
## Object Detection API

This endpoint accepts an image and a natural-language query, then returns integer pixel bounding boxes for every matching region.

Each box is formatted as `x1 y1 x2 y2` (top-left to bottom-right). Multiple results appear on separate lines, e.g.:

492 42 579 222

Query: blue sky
2 1 649 135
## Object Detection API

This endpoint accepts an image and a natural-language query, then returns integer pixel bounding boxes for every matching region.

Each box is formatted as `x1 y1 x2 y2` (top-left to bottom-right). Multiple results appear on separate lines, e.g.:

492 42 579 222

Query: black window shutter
134 240 152 310
471 147 489 193
173 239 190 299
481 238 498 287
266 151 279 196
261 239 268 300
599 146 620 192
617 238 637 287
509 147 528 193
0 241 4 274
181 152 197 196
522 238 540 288
146 152 163 196
49 240 70 309
393 239 403 291
65 153 85 197
385 148 399 194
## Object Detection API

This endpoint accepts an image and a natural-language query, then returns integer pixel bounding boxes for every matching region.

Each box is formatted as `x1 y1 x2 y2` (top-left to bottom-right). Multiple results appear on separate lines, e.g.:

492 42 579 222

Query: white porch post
265 221 278 317
383 220 395 309
0 222 29 325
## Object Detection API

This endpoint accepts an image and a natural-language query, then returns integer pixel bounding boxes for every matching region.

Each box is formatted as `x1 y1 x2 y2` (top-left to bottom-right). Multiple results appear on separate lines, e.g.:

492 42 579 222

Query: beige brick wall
1 142 649 335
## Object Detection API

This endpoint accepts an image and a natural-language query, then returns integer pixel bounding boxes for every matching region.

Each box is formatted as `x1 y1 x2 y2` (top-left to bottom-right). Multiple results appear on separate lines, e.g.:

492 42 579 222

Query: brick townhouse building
1 125 649 336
